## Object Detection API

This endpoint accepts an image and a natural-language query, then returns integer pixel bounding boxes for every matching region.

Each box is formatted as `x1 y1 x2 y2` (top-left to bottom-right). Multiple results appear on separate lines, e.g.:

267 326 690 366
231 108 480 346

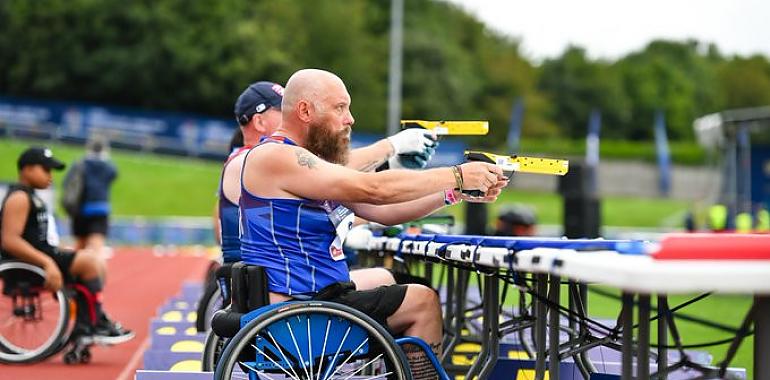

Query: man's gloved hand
386 129 438 169
387 128 438 155
388 146 436 169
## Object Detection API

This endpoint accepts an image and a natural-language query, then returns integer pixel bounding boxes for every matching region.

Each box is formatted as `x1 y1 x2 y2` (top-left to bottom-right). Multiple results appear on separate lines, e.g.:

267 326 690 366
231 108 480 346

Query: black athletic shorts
50 249 77 284
72 215 109 238
313 281 408 327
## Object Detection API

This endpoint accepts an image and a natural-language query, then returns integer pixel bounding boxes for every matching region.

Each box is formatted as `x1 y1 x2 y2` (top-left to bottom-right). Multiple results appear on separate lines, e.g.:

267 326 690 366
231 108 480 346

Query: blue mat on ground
136 370 213 380
143 350 202 371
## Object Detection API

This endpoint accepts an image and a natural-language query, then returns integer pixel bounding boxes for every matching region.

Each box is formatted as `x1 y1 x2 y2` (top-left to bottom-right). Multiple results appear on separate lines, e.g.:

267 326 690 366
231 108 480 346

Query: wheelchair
195 261 228 333
0 260 98 364
209 263 450 380
199 262 235 371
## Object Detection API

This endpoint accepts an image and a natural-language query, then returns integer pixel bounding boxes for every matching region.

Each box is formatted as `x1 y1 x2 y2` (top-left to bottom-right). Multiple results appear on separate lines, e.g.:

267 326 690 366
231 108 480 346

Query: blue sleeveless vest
239 136 351 296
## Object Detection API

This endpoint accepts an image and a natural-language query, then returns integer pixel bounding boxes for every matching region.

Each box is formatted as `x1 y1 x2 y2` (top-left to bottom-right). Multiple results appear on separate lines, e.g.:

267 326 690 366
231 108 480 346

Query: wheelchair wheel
0 261 71 363
201 328 229 371
196 282 223 332
214 301 412 380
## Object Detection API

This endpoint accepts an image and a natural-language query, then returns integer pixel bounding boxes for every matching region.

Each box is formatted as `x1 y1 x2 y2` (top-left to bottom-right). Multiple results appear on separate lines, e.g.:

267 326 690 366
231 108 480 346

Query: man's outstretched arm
346 180 508 226
249 144 502 206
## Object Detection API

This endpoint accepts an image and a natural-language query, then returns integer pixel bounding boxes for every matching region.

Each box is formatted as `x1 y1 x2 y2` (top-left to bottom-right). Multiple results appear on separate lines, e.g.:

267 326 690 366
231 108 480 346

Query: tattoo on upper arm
295 151 318 169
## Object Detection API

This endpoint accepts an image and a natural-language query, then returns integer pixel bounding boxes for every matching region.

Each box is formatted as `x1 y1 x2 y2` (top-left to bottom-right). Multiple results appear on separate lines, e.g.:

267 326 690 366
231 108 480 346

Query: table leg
534 273 548 380
657 295 667 380
548 274 561 380
621 292 634 380
638 294 650 379
756 295 770 380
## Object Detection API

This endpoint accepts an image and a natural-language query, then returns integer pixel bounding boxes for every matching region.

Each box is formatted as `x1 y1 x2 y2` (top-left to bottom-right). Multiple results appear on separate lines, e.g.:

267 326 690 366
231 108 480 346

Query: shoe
91 315 135 345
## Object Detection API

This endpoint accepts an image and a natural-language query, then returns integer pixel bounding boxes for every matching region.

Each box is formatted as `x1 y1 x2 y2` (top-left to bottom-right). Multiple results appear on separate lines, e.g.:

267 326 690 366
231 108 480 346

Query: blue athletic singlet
218 146 252 263
239 136 352 297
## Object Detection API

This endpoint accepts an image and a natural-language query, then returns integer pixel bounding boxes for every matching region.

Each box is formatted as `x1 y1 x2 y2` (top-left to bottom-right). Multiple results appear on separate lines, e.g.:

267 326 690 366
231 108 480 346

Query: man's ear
252 115 267 135
297 100 313 123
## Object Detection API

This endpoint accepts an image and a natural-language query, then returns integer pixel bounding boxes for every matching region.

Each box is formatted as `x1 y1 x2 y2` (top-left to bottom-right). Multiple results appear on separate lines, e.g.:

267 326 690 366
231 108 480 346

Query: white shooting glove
387 128 438 155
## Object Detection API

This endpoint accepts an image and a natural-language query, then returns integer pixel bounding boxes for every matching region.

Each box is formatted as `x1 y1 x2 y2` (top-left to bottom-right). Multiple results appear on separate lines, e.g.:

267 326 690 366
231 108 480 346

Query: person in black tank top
0 147 134 345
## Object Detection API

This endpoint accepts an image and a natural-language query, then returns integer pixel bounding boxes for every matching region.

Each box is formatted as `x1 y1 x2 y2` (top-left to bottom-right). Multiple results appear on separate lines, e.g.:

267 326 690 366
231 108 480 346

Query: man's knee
70 250 104 279
405 284 441 316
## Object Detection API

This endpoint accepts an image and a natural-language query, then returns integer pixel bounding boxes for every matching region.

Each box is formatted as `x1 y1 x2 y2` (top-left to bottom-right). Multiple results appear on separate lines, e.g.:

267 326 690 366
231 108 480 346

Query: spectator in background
494 204 537 236
64 136 118 252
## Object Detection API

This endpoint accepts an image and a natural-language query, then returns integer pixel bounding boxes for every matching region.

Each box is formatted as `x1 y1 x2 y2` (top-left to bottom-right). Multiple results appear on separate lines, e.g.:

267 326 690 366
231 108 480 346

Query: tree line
1 0 769 147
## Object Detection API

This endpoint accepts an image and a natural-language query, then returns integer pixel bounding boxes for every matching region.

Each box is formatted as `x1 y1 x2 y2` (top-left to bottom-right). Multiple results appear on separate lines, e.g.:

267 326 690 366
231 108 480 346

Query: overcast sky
443 0 769 61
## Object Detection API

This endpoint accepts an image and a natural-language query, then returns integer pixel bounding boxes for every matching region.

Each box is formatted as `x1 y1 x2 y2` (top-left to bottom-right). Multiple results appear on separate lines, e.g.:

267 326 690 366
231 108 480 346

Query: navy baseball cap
234 81 285 126
17 147 66 171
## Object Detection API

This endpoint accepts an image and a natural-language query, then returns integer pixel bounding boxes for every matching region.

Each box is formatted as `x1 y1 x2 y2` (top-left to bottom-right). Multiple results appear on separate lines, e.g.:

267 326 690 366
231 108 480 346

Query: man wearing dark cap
217 80 440 290
0 147 133 345
494 204 537 236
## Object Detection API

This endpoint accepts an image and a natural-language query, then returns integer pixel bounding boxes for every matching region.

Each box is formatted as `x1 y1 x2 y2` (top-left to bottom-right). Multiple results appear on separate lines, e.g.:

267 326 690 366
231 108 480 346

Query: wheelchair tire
201 328 229 371
0 261 71 363
214 301 412 380
195 281 223 332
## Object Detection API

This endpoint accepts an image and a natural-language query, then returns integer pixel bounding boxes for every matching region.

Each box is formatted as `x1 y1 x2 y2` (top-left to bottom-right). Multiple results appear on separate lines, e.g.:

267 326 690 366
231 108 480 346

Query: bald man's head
280 69 355 164
282 69 346 113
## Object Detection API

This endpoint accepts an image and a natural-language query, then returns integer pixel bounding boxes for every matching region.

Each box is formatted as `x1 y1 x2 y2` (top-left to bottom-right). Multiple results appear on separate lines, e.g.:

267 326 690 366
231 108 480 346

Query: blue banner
654 110 671 196
585 108 601 167
0 96 467 165
506 98 524 153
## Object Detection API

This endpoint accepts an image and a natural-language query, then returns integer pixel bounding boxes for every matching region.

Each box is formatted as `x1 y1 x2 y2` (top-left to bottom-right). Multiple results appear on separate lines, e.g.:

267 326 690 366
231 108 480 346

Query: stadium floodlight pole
387 0 404 136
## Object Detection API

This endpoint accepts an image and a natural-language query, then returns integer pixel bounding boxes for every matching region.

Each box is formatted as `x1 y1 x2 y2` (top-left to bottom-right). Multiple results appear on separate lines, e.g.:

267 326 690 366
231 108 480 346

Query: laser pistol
462 151 570 197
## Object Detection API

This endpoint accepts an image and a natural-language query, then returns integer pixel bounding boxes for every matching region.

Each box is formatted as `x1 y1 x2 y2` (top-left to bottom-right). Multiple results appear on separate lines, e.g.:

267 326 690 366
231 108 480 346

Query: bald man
239 69 507 379
218 81 440 286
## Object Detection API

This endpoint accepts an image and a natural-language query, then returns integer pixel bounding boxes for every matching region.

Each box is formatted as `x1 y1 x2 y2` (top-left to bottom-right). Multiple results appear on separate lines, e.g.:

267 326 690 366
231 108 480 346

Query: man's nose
345 110 355 126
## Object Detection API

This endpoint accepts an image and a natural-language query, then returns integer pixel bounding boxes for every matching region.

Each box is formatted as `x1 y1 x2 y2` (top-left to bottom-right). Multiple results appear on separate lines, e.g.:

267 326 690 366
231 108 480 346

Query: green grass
442 190 689 228
580 287 753 378
517 138 709 166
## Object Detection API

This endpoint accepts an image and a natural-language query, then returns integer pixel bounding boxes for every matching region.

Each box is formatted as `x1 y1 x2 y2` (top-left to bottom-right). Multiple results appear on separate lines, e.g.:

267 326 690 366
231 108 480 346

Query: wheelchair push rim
0 261 70 363
214 301 412 380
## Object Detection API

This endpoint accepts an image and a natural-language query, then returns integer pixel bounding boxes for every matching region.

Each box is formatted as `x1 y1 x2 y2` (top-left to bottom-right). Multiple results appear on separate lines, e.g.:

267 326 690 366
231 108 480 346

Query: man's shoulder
2 189 31 209
249 143 304 162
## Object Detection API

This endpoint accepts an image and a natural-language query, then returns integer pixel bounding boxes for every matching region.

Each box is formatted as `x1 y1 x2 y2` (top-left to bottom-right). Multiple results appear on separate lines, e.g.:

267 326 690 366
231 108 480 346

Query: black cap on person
17 147 66 171
234 81 285 126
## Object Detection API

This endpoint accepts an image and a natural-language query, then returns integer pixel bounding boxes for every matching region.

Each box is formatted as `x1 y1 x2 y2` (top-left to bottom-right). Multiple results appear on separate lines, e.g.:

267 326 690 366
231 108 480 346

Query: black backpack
61 160 85 217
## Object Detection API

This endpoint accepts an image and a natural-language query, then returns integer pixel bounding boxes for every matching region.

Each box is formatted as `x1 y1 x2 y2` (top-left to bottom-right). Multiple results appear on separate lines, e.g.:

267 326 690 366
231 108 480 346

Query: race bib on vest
327 204 355 261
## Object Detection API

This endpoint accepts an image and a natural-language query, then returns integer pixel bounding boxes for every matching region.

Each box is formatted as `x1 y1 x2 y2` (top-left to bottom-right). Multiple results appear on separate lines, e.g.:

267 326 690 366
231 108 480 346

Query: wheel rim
0 262 69 363
203 287 224 331
202 329 229 371
215 302 410 380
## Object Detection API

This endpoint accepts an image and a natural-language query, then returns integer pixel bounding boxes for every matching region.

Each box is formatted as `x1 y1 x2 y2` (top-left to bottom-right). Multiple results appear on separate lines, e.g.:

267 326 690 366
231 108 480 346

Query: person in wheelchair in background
237 68 508 379
0 147 134 347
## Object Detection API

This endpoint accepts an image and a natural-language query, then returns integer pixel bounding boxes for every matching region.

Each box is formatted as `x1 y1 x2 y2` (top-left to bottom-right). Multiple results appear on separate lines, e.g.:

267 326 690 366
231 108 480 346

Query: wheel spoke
239 360 281 380
340 353 384 380
251 343 300 380
316 318 332 380
326 336 369 380
267 331 302 380
287 319 312 380
308 315 314 380
322 325 351 380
